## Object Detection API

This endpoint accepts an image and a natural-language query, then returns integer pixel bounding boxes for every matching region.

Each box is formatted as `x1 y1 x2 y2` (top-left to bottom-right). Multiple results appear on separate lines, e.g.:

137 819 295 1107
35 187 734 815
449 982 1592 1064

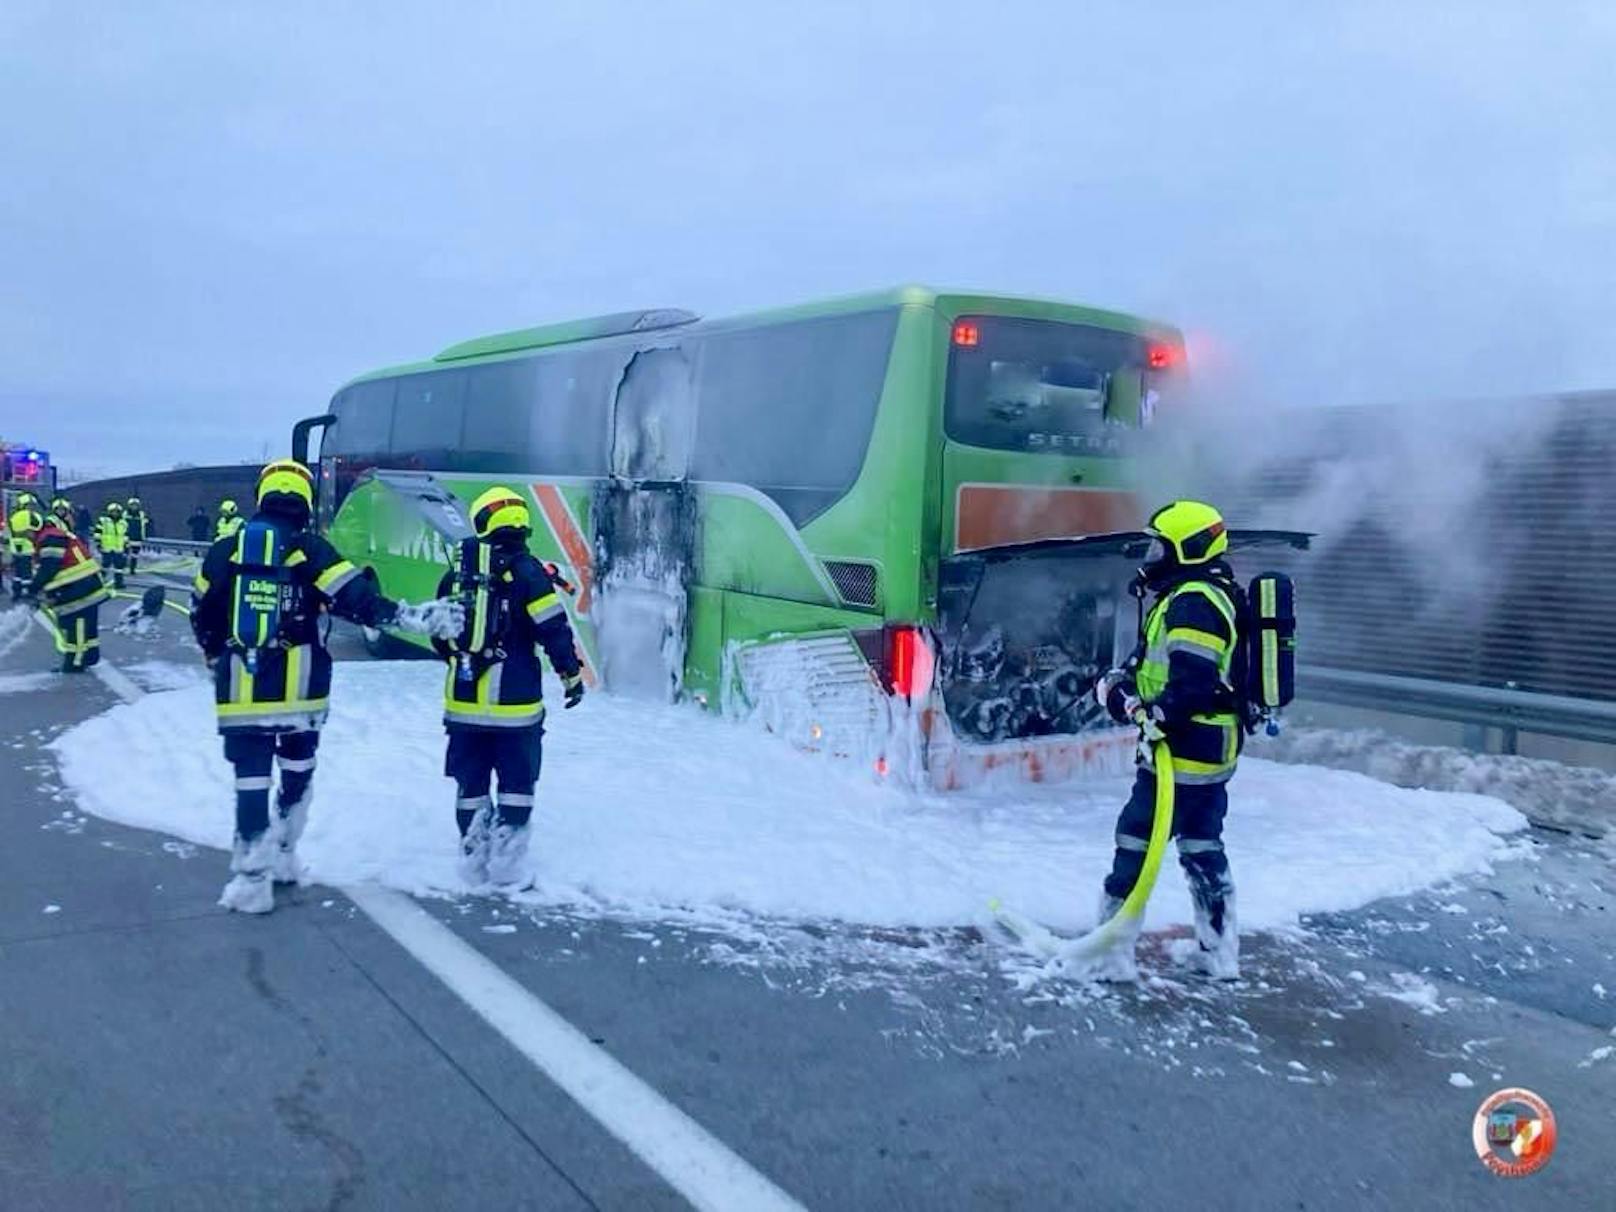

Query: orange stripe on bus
531 484 594 613
954 485 1142 552
530 483 598 688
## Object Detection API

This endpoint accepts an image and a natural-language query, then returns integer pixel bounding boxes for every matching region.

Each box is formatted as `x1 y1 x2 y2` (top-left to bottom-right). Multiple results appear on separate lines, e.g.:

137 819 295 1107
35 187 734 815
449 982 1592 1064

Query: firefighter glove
562 672 585 709
394 597 466 640
1094 667 1126 709
1131 703 1166 742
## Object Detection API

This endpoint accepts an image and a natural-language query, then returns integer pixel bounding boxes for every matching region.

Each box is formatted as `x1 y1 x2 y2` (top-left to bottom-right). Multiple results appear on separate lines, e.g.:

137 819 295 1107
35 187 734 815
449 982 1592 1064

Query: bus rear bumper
916 719 1137 792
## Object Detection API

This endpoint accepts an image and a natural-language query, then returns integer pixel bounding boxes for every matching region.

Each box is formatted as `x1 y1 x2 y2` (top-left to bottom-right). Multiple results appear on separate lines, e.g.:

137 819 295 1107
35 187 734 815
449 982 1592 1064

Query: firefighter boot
270 791 312 885
456 795 493 887
1091 891 1141 982
219 832 276 914
1188 884 1240 980
486 822 534 893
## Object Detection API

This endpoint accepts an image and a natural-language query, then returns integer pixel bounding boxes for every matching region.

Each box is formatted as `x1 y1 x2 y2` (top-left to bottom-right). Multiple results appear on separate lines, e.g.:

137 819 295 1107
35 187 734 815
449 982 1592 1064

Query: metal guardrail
143 536 211 553
1299 666 1616 748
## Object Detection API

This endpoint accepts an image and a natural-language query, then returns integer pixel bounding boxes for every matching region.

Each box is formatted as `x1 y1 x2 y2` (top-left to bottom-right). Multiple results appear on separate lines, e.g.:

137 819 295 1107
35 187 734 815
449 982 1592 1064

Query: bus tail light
885 624 934 700
853 624 937 700
1147 342 1181 370
952 320 979 347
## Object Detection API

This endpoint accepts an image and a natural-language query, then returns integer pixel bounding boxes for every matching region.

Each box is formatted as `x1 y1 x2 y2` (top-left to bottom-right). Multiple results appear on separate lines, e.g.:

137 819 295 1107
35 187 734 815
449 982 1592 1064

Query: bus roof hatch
434 309 700 363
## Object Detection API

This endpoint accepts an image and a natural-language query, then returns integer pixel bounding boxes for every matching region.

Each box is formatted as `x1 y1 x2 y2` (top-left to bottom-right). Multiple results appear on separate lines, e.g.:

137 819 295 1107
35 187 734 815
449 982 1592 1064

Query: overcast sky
2 1 1612 477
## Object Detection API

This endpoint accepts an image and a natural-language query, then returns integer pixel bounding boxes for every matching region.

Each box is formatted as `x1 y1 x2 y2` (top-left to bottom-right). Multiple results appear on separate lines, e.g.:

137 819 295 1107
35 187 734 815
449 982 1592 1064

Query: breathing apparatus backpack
1131 568 1298 736
228 521 301 673
448 537 514 685
1233 571 1297 734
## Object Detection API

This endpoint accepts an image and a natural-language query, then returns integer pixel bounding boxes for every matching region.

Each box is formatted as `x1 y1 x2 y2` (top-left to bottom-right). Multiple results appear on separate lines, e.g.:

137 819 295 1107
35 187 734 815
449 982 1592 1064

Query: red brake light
1147 342 1180 370
886 625 934 700
952 321 979 348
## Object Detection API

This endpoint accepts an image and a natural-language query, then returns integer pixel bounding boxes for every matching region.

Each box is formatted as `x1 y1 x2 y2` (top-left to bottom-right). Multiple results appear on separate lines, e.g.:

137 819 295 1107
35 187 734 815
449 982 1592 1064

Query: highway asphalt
1 597 1611 1210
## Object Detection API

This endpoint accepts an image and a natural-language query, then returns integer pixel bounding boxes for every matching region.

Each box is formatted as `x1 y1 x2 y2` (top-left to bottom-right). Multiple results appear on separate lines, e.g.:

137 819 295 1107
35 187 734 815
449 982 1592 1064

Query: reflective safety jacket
30 521 108 613
432 539 582 729
126 507 149 543
216 514 244 541
8 505 42 556
95 513 129 554
190 512 399 732
1133 568 1242 786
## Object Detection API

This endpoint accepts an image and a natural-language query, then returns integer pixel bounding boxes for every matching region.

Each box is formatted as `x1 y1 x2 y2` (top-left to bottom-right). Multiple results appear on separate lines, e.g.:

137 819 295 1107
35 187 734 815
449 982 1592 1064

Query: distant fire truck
2 444 56 576
2 443 54 501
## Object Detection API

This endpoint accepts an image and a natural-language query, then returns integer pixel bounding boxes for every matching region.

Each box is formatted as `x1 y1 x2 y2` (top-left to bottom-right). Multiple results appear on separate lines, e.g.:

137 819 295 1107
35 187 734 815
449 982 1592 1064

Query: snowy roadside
1252 727 1616 840
47 661 1528 945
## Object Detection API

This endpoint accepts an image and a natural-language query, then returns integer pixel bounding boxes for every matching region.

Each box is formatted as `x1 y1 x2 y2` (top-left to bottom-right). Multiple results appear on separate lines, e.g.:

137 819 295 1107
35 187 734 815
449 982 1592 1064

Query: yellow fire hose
1059 740 1175 962
990 740 1176 967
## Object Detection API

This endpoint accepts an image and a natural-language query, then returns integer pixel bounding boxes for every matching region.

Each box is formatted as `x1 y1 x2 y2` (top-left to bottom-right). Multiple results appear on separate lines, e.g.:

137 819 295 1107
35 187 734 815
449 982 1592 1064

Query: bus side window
611 347 695 481
692 309 898 525
324 379 397 509
527 350 614 476
392 370 467 468
332 380 396 458
463 360 538 474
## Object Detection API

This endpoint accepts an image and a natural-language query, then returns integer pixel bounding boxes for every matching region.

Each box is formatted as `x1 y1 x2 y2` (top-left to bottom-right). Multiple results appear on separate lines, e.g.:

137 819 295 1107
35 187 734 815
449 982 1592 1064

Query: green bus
293 286 1185 788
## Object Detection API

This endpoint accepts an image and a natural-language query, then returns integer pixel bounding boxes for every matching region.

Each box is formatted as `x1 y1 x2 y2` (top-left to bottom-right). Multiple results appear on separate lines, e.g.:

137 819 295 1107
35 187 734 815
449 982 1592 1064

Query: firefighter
125 495 149 575
190 459 464 914
95 501 130 589
432 486 585 891
7 492 44 602
29 499 109 672
215 499 243 541
50 497 76 532
1092 500 1243 981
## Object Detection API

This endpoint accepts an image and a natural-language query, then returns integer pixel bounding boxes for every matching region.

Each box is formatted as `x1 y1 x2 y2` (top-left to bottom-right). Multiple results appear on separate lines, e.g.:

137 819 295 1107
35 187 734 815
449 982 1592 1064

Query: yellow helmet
470 485 531 538
50 497 72 521
256 458 315 509
106 501 124 516
1145 499 1228 566
219 499 239 516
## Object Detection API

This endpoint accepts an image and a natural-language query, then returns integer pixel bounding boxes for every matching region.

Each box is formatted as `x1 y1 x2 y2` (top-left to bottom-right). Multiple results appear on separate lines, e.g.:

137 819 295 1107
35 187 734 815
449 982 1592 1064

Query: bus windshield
945 316 1171 455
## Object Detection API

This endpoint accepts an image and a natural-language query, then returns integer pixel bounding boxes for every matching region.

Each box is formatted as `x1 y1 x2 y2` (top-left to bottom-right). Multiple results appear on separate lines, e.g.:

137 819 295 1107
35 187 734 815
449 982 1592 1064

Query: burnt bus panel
937 530 1310 745
938 548 1134 743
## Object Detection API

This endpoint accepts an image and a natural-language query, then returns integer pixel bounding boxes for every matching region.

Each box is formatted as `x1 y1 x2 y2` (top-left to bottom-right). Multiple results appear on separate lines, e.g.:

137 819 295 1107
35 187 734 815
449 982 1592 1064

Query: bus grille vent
825 561 878 607
732 633 887 757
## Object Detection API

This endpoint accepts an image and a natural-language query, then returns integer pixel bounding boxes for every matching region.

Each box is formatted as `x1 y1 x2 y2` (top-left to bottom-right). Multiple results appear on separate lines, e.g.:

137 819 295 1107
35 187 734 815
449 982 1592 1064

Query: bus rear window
945 316 1172 455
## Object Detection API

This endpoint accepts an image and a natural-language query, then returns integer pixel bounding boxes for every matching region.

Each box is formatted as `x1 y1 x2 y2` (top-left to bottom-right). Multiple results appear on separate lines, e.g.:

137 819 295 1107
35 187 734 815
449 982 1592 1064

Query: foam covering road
1 595 1612 1210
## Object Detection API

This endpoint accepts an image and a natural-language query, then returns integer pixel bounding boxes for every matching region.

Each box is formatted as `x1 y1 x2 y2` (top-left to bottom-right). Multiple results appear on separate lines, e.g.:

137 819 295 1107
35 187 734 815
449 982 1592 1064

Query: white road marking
347 884 807 1212
90 659 143 704
0 605 35 659
24 611 803 1211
